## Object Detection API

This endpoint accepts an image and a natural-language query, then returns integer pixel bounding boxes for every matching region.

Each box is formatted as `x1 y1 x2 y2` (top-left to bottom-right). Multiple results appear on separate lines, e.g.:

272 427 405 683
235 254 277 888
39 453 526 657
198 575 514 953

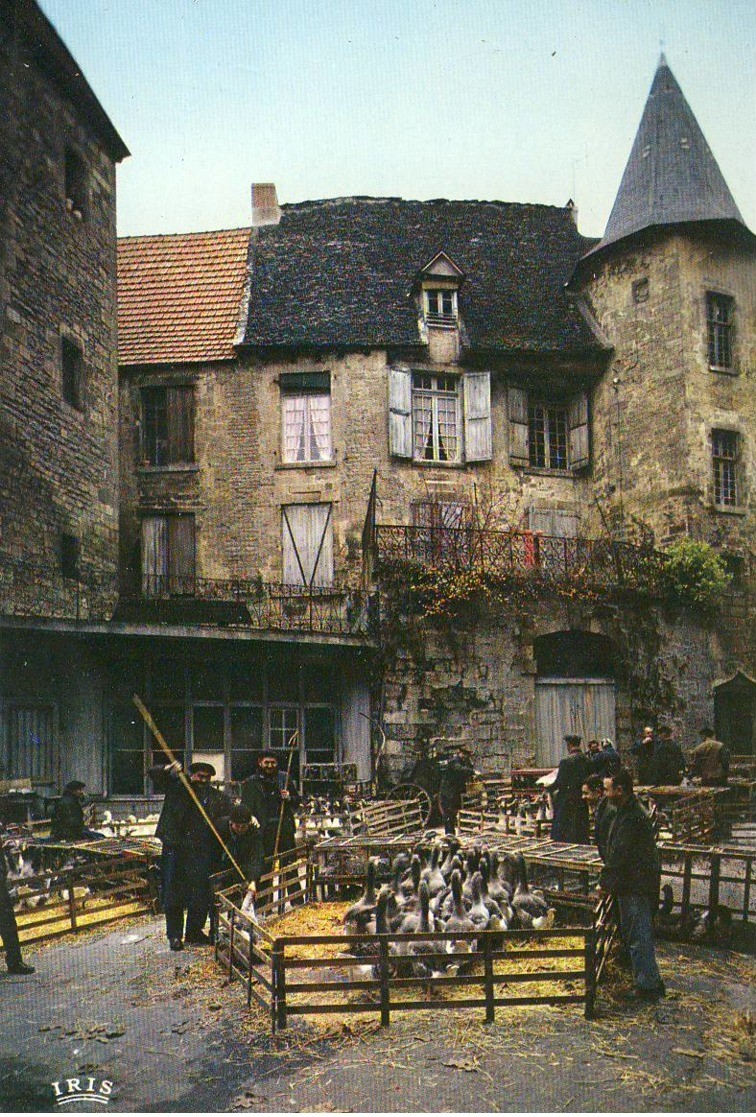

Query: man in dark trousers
149 760 232 951
0 830 35 975
438 745 475 835
550 735 591 843
598 767 665 1001
241 753 302 903
50 781 104 841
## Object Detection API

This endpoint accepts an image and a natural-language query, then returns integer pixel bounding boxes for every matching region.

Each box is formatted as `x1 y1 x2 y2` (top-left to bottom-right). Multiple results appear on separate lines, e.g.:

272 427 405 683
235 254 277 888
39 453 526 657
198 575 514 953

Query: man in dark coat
241 753 302 902
50 781 104 841
598 768 665 1001
631 726 660 785
581 774 615 860
590 738 622 779
654 726 687 785
438 746 475 835
149 760 232 950
550 735 591 843
217 804 264 886
0 831 35 975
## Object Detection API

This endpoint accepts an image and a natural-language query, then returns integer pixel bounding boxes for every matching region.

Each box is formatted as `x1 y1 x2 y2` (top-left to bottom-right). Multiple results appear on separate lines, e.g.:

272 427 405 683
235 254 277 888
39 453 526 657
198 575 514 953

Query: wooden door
535 679 615 767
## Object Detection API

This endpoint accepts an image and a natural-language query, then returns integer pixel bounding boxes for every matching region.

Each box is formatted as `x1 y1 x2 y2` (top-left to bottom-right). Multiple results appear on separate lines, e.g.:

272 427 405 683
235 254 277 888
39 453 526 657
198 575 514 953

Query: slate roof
240 197 604 355
591 57 749 257
117 229 252 365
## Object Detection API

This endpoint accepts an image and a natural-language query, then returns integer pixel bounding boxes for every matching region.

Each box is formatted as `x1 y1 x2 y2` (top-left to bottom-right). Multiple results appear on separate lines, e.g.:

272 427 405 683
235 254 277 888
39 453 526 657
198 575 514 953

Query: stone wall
0 23 120 613
379 593 728 775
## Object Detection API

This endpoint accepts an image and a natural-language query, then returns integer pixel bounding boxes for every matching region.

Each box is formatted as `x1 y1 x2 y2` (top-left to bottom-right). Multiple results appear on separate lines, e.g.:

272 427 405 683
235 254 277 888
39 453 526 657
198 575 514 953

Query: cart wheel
391 783 434 827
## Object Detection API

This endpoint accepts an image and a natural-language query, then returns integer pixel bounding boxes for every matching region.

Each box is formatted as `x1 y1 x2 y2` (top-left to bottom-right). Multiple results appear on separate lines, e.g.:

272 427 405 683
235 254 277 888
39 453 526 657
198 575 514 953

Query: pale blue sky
40 0 756 239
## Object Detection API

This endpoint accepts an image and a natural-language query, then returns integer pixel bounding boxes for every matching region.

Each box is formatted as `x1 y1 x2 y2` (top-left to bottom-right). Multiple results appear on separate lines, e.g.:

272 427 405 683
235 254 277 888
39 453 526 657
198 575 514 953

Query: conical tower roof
592 56 748 255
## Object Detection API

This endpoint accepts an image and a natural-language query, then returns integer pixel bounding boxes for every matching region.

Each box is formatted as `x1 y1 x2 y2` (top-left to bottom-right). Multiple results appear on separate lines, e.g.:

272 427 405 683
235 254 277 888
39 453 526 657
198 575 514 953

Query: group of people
632 725 730 787
150 751 300 951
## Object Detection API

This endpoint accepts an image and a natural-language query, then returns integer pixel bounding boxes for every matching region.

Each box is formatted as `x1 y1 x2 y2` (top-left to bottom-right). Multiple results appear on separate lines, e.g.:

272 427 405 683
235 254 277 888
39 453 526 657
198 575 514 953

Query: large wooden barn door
535 679 615 768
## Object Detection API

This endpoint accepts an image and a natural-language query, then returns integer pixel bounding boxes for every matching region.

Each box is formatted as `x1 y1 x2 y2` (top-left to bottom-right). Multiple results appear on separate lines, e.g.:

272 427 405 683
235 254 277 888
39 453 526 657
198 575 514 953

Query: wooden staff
132 693 247 883
273 729 299 864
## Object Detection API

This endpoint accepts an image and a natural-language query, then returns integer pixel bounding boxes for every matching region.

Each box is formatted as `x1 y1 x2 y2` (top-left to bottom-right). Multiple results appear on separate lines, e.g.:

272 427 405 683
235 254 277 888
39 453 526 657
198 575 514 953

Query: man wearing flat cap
550 735 591 843
50 780 104 841
149 760 232 951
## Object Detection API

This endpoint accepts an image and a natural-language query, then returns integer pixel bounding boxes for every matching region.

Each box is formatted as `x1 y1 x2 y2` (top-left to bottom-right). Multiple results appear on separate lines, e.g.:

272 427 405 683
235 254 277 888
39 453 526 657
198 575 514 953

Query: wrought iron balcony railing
372 525 669 595
119 577 378 637
0 556 377 637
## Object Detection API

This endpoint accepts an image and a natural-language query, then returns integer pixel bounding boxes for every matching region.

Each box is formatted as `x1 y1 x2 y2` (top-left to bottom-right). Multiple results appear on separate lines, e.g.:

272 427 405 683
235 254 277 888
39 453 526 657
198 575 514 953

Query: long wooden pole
132 693 247 883
273 729 299 863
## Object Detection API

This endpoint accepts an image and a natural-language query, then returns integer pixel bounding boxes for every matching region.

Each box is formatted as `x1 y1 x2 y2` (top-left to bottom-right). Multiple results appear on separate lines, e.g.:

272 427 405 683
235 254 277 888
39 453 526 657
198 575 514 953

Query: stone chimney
251 183 281 227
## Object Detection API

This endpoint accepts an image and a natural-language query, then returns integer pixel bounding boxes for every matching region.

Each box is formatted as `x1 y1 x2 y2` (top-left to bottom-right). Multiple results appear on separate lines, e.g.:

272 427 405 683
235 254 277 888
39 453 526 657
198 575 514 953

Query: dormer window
424 287 458 326
416 251 464 331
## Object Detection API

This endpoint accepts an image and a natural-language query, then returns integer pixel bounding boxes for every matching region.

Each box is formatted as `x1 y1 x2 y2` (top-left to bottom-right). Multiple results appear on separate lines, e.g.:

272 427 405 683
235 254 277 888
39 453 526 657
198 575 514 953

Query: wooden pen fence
215 883 601 1031
12 854 156 944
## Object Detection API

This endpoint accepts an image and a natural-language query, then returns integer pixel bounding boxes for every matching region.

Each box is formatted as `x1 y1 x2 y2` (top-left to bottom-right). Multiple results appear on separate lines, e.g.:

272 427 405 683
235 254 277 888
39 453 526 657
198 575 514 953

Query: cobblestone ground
0 916 754 1113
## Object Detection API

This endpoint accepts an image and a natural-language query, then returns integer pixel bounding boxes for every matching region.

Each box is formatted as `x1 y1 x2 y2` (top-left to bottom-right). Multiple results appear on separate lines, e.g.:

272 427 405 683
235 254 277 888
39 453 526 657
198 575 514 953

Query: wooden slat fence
214 886 599 1030
12 854 155 943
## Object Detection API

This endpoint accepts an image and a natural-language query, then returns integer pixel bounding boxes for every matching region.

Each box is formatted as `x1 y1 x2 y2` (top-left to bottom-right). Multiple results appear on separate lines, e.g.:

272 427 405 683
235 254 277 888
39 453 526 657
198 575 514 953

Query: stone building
115 58 754 790
0 0 128 795
3 20 752 806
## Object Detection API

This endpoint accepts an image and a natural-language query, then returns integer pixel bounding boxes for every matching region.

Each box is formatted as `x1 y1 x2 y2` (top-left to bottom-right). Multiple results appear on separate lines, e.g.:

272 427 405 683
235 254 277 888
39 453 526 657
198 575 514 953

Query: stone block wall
0 23 120 614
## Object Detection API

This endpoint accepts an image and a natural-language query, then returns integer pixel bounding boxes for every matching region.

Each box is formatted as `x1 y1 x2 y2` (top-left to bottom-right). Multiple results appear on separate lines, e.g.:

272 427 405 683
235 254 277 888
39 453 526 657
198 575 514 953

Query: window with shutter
508 386 529 466
568 392 590 471
388 367 412 458
282 504 334 587
509 386 590 472
463 371 492 462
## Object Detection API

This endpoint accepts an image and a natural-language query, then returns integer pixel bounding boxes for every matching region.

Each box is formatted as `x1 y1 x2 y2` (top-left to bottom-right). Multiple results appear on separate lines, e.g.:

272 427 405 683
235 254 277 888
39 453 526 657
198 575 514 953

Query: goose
485 852 512 906
439 838 461 880
421 843 446 897
442 869 475 959
343 857 378 932
690 905 733 947
405 881 447 980
512 856 555 930
466 872 492 932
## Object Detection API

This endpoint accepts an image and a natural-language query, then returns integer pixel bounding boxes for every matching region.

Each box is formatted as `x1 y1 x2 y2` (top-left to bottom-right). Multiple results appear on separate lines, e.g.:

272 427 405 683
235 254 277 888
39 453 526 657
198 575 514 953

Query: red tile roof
117 228 252 365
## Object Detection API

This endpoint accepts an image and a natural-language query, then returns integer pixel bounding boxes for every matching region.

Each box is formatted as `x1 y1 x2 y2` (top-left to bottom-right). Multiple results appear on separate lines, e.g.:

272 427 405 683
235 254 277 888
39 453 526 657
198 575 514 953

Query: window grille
707 292 734 370
712 429 739 507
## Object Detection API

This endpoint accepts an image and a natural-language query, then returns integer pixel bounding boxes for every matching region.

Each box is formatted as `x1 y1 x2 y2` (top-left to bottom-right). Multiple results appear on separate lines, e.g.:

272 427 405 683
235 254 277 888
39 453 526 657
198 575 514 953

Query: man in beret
241 752 302 906
549 735 591 843
149 760 232 950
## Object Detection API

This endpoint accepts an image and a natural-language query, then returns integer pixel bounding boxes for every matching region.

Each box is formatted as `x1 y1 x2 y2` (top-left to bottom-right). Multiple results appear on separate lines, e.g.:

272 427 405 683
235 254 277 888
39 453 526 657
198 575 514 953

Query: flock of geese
342 840 556 979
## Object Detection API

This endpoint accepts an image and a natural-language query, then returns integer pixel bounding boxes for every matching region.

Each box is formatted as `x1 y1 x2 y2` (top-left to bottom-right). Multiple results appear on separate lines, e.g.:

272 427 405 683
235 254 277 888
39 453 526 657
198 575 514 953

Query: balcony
115 577 377 638
371 525 669 597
